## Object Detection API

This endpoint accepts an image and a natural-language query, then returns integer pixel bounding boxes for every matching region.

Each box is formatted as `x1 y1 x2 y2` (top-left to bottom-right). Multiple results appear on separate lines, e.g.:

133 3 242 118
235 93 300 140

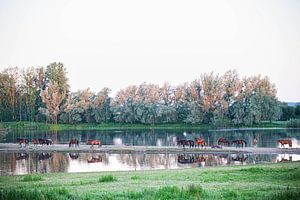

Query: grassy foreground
0 162 300 200
0 121 286 131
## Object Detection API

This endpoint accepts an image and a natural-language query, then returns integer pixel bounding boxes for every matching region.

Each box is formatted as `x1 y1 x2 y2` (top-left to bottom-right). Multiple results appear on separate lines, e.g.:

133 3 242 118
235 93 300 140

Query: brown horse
277 139 292 148
87 140 102 148
17 138 29 147
32 138 53 146
177 139 194 149
195 138 207 148
69 138 79 147
217 138 230 146
231 139 247 148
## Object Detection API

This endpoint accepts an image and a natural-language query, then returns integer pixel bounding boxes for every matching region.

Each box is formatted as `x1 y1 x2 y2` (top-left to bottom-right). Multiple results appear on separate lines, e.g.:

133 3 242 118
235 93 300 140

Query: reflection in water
2 129 300 148
1 152 300 175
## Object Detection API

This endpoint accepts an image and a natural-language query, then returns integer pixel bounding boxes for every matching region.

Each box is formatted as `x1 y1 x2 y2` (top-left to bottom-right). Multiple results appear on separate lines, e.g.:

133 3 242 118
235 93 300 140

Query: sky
0 0 299 102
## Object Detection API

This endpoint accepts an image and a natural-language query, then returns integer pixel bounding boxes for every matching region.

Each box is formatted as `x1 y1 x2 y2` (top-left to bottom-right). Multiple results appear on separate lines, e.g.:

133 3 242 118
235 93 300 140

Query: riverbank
1 143 300 154
0 161 299 200
0 121 287 131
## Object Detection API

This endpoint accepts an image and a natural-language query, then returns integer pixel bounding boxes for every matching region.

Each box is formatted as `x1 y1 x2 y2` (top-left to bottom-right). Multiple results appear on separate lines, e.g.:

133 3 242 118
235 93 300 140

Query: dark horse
231 139 247 148
32 138 53 146
87 140 102 148
177 139 194 149
277 139 292 148
69 138 79 147
195 138 207 148
17 138 29 147
217 138 230 146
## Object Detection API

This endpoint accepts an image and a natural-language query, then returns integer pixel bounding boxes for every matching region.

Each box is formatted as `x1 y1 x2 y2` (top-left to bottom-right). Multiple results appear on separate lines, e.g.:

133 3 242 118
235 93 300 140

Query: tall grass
22 175 43 182
98 174 117 183
0 187 72 200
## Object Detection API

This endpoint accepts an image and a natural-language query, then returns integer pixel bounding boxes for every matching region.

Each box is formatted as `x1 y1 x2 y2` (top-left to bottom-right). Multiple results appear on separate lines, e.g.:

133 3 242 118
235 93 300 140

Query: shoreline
1 143 300 154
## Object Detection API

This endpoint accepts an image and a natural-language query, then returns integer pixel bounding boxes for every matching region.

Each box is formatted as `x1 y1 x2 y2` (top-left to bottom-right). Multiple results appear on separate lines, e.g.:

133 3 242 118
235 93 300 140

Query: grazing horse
87 156 102 163
39 139 53 146
217 138 230 146
69 153 79 159
277 139 292 148
17 138 29 147
195 138 207 148
87 140 102 148
177 139 194 149
69 138 79 148
231 139 247 148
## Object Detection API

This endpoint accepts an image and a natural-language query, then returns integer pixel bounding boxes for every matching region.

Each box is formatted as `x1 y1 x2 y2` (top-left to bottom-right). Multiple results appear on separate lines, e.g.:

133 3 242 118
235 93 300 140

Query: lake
0 128 300 175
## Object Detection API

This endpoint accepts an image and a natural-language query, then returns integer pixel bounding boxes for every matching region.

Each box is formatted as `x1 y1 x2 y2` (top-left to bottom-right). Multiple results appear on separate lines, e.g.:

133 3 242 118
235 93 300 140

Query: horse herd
177 137 248 149
177 137 293 149
16 138 102 148
16 137 293 148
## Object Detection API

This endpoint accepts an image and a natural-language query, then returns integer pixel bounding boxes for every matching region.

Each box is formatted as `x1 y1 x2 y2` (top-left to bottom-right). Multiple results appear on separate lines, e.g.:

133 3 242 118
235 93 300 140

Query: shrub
22 175 43 182
286 118 300 128
98 175 117 183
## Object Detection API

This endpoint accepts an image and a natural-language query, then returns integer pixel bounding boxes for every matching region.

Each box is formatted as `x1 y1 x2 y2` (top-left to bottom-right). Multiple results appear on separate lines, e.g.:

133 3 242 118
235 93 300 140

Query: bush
98 175 117 183
22 175 43 182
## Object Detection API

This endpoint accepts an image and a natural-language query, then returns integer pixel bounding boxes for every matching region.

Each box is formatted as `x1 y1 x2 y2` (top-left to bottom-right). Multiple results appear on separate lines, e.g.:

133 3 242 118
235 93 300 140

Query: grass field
1 162 299 200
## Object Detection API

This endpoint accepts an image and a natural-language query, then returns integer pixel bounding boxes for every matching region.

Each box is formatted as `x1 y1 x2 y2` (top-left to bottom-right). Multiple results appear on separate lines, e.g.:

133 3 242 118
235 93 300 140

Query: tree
41 82 66 124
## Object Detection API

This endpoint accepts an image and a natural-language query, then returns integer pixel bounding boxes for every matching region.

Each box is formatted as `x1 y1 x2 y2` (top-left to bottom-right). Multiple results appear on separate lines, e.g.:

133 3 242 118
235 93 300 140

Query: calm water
1 128 300 175
1 152 300 175
1 128 300 148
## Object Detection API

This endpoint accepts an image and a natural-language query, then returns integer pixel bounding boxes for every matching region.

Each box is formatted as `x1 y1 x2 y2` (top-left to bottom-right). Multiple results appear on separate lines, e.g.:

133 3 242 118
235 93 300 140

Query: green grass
22 175 43 182
98 175 117 183
1 162 300 200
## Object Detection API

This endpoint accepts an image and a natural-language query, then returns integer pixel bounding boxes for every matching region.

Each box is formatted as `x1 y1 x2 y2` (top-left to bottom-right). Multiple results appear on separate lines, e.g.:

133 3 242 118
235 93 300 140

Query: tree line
0 62 292 126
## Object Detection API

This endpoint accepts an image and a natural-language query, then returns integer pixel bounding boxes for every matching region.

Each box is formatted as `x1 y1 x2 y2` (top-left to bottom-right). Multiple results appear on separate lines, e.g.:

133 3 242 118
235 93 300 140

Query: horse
69 138 79 148
38 139 53 146
17 138 29 147
87 156 102 163
277 139 292 148
177 139 194 149
195 138 207 148
231 139 247 148
32 139 40 146
253 137 259 147
217 138 230 146
69 153 79 159
87 140 102 148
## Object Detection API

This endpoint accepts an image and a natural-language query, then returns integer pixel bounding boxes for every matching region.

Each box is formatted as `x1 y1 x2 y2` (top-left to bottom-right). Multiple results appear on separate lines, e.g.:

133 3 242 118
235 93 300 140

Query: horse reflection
87 155 102 163
37 152 52 160
69 153 79 159
230 154 248 164
277 155 292 162
15 153 29 160
177 154 195 164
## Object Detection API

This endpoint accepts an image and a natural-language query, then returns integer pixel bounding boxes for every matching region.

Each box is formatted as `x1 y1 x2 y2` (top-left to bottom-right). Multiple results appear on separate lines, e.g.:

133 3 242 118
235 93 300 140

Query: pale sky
0 0 299 102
